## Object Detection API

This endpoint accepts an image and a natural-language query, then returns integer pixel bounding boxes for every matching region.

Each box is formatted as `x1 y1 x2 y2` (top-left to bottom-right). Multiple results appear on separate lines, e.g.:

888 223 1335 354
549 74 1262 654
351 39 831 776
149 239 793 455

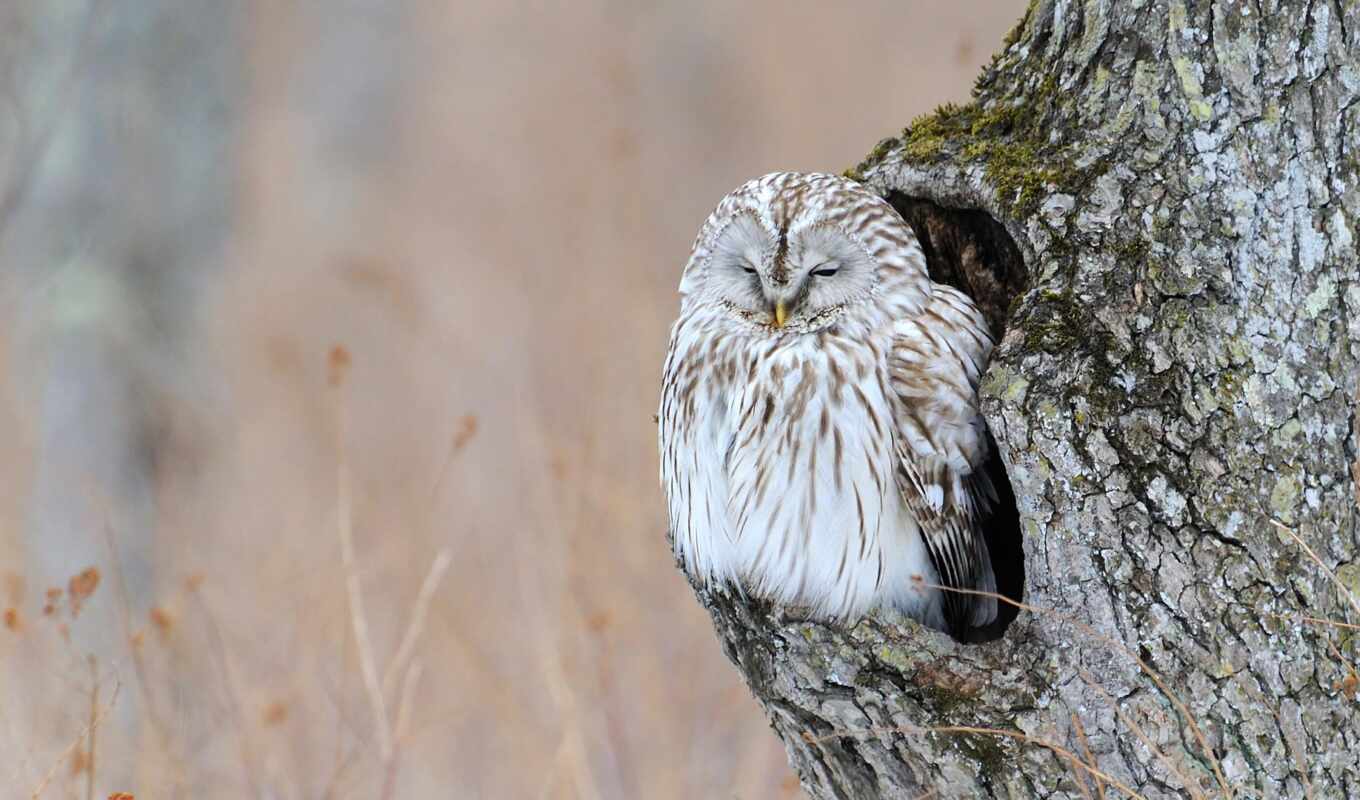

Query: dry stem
85 656 97 800
1264 612 1360 632
334 377 393 762
1071 712 1102 800
1272 519 1360 619
381 551 452 700
30 679 121 799
193 591 264 798
1078 670 1203 800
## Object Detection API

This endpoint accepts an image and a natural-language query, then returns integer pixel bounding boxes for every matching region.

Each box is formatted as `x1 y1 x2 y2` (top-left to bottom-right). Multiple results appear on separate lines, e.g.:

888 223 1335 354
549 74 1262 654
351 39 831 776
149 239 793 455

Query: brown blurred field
0 3 1023 797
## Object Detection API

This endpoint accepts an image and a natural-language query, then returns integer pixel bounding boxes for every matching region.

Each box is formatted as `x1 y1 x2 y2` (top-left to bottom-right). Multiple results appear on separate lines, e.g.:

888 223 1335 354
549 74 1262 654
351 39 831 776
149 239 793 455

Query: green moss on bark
848 73 1101 222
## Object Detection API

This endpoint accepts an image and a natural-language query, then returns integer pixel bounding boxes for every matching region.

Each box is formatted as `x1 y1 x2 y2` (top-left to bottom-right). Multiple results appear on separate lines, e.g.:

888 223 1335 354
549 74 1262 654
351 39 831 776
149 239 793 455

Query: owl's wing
887 285 999 635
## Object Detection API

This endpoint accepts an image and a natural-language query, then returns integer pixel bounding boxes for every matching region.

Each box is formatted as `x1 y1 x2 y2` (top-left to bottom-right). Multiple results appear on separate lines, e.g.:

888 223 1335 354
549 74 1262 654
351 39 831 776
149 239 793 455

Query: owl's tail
969 536 998 627
954 429 1024 643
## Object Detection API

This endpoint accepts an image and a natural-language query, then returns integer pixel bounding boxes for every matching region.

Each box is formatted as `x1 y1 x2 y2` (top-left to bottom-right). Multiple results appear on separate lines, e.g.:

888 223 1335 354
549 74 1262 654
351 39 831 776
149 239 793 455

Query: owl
659 171 1003 638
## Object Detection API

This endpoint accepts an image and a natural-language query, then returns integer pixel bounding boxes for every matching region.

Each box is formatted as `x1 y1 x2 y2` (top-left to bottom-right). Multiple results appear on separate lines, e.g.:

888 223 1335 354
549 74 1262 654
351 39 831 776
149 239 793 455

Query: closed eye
811 263 839 277
742 265 758 275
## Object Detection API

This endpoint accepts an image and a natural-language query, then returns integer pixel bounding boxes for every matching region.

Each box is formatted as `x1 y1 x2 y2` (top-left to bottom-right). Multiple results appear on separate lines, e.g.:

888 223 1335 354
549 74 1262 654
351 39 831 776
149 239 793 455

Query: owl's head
680 172 931 334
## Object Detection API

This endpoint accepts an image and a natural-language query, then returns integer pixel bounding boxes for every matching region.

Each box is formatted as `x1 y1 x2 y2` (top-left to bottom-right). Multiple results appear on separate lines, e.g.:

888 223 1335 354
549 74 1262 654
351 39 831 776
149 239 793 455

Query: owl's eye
742 265 758 275
811 263 839 277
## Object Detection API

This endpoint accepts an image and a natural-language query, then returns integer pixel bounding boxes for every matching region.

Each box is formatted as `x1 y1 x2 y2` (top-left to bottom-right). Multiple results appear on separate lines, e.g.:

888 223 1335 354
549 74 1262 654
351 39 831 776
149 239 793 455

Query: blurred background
0 2 1023 797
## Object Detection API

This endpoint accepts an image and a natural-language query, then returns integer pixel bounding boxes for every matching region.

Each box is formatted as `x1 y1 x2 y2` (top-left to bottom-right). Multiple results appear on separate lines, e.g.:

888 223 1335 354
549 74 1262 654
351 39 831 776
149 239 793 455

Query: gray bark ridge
692 1 1360 797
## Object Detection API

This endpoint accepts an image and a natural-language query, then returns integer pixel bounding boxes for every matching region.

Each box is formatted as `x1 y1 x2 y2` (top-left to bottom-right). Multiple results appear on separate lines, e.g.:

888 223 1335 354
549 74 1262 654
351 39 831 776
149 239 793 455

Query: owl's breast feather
712 332 932 619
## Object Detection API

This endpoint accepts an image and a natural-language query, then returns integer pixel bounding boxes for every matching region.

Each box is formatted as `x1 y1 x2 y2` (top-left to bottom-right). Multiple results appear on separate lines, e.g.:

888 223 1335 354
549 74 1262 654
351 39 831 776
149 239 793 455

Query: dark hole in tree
887 192 1028 642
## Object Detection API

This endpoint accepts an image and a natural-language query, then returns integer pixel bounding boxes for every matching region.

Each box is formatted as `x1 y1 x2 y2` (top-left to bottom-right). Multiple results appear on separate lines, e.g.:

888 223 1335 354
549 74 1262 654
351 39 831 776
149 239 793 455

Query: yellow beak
773 301 788 328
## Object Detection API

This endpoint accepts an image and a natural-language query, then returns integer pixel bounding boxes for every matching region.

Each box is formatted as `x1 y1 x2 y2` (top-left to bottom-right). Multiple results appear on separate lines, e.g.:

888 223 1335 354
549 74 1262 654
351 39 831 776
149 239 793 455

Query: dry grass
331 343 451 799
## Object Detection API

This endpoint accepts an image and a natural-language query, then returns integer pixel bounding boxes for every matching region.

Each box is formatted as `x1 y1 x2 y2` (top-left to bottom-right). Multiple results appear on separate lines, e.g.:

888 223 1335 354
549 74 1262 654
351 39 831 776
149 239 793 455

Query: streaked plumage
658 171 1001 637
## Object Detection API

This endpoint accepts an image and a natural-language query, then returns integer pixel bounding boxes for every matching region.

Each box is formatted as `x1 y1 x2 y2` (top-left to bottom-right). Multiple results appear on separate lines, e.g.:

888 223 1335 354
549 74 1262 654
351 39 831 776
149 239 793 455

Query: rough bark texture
693 1 1360 797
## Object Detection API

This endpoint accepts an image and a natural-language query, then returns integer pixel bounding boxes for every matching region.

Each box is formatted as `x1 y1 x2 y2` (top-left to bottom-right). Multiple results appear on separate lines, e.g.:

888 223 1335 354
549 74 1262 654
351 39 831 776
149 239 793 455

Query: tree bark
691 1 1360 797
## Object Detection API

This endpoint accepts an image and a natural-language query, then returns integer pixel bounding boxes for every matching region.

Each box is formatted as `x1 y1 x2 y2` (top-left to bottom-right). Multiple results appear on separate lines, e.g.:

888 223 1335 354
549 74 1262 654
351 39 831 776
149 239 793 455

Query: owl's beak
773 301 788 328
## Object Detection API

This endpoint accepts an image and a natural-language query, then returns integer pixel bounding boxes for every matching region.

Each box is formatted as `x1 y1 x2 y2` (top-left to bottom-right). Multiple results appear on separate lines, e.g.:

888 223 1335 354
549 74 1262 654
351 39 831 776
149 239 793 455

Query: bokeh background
0 2 1023 797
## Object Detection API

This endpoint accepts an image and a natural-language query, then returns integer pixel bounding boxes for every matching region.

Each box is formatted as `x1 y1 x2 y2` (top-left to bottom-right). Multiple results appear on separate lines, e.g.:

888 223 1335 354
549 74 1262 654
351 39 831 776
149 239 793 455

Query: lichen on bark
694 1 1360 797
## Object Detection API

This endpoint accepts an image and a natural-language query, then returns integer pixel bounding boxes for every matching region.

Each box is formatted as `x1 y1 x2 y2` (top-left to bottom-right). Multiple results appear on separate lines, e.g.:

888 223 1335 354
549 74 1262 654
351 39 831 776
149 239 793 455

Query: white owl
659 171 1003 638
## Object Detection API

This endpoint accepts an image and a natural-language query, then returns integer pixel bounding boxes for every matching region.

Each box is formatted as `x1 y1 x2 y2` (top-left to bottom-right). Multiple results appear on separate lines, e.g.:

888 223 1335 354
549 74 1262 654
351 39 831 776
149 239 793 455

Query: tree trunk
691 1 1360 797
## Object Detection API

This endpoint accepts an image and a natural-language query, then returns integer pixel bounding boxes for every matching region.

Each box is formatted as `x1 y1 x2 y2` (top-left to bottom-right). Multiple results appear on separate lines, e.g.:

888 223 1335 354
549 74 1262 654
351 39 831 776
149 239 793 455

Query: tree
689 1 1360 796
